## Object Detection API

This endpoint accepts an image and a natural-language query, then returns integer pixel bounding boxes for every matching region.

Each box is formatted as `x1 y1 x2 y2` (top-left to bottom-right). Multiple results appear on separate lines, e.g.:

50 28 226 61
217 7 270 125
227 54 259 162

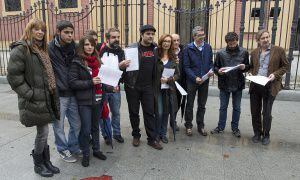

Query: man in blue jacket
183 26 213 136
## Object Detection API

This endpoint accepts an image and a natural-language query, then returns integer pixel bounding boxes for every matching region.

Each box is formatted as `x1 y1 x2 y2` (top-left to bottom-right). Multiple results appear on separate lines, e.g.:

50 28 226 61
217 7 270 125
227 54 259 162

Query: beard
110 41 120 49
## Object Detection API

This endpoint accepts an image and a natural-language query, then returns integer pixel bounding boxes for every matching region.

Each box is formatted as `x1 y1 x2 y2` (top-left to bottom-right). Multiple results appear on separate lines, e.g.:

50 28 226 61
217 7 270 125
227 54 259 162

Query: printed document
124 47 139 71
98 65 123 87
161 68 175 89
246 75 270 86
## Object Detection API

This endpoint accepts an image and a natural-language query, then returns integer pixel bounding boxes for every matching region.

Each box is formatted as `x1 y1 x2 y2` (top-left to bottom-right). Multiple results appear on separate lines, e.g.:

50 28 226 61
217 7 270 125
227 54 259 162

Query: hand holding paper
201 69 213 82
223 65 241 73
161 68 175 89
124 48 139 71
268 73 275 81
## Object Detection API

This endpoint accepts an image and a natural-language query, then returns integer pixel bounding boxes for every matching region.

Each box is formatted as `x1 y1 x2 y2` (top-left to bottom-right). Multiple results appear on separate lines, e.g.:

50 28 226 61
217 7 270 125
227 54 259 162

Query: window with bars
270 7 281 17
58 0 78 9
4 0 21 12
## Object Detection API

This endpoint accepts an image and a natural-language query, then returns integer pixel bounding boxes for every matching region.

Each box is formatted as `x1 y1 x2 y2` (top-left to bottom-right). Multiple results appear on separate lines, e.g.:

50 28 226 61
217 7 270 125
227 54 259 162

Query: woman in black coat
155 34 180 143
69 35 113 167
7 19 60 177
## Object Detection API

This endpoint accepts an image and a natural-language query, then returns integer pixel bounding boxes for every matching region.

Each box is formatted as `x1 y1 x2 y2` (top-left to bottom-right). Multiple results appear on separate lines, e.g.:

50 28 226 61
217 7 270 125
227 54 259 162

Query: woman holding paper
155 34 180 143
69 35 113 167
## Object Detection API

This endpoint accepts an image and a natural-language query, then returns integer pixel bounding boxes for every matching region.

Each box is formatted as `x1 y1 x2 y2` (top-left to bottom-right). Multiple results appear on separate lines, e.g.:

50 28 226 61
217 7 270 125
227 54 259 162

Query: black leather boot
31 150 53 177
43 145 60 174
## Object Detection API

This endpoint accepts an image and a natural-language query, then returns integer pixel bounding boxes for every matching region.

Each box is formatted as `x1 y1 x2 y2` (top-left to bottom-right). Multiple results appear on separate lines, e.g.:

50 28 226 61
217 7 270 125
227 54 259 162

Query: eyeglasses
195 34 206 38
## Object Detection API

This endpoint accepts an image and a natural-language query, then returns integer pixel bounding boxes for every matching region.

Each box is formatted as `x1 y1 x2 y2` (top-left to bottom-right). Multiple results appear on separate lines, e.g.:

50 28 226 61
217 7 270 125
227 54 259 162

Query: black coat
214 46 250 92
48 36 76 97
122 42 159 89
177 44 186 88
68 57 113 106
155 59 180 113
7 40 60 127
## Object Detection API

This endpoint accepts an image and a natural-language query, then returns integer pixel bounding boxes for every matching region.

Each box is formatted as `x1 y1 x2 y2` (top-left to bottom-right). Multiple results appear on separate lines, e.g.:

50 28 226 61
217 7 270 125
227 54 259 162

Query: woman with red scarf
69 35 113 167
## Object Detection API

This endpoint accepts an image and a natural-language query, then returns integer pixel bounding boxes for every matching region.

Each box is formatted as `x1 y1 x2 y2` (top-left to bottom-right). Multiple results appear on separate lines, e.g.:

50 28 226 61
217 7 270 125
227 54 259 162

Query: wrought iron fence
0 0 299 89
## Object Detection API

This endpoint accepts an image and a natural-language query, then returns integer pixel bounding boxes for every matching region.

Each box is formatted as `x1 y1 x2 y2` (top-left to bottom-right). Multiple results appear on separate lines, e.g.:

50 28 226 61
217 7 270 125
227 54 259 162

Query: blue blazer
183 42 213 84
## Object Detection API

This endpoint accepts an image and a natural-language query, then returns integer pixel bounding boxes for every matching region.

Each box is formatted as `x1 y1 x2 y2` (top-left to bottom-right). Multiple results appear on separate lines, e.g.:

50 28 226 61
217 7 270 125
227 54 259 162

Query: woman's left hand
161 77 168 84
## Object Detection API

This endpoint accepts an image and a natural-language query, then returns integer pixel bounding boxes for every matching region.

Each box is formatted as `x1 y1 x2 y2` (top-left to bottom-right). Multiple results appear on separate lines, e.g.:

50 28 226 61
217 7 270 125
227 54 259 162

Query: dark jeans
184 81 209 129
217 90 242 130
250 83 276 137
157 90 176 137
78 101 103 156
125 85 157 142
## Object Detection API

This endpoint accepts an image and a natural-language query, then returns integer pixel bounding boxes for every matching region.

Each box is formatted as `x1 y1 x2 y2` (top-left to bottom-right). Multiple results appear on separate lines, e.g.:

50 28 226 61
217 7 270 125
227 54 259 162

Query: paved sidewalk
0 84 299 180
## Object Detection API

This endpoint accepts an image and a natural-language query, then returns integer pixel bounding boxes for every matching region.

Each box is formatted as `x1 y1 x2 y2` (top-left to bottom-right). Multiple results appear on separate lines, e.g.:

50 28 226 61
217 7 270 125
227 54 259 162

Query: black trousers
125 85 157 142
184 81 209 129
250 82 276 137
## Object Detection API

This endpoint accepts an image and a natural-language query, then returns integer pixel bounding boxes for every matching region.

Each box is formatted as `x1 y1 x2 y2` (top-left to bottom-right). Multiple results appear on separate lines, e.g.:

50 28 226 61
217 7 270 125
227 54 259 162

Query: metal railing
0 0 299 89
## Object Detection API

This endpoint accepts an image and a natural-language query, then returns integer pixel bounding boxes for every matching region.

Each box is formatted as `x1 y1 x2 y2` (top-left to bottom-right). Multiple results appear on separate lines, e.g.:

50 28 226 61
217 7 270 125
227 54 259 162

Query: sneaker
59 150 77 163
113 135 125 143
160 136 168 144
232 129 241 138
262 136 270 145
93 151 107 160
104 136 112 145
81 155 89 167
252 135 261 143
210 127 224 134
147 140 163 150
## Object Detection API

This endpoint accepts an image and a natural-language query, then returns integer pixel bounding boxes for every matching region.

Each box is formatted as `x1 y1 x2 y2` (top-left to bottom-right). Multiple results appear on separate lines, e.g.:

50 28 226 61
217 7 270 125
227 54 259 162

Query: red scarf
85 56 102 95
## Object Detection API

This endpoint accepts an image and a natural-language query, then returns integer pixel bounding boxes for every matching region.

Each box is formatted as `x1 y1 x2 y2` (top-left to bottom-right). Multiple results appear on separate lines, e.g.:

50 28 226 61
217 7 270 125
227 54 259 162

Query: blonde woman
7 19 60 177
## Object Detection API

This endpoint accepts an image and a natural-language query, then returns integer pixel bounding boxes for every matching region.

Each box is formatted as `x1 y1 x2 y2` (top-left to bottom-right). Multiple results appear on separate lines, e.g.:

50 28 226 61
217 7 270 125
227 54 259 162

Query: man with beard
48 20 81 162
248 30 288 145
211 32 249 137
123 25 163 150
94 28 130 144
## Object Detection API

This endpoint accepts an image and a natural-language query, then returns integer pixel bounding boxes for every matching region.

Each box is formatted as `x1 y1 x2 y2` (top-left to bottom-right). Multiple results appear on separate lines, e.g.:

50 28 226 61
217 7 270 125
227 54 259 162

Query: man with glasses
248 30 288 145
183 26 213 136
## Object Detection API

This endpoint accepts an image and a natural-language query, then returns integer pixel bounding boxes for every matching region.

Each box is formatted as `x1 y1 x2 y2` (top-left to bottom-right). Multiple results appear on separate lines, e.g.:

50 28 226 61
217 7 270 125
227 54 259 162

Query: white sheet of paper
161 68 175 89
98 65 123 87
124 48 139 71
223 65 240 73
246 75 271 86
101 52 119 70
175 81 187 96
201 69 213 82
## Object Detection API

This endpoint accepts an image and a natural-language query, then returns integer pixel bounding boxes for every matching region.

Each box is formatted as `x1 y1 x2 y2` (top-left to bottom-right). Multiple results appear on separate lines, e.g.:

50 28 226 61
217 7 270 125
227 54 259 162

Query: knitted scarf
85 55 102 95
31 42 56 94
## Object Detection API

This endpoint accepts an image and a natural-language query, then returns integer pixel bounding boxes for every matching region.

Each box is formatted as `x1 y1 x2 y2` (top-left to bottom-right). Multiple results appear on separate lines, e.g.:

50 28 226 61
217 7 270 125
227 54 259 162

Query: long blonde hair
21 18 47 51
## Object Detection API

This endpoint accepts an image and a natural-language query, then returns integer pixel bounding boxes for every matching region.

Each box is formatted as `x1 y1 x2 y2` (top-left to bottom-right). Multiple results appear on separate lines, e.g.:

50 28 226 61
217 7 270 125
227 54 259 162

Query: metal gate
0 0 299 89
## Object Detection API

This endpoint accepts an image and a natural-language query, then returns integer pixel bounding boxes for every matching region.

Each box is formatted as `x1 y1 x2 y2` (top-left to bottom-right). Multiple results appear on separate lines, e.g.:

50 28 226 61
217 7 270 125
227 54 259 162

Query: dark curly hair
225 32 239 43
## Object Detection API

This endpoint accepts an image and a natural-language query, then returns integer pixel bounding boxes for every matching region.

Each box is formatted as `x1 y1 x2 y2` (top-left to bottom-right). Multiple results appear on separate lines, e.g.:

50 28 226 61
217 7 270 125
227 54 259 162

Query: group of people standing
6 18 288 178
